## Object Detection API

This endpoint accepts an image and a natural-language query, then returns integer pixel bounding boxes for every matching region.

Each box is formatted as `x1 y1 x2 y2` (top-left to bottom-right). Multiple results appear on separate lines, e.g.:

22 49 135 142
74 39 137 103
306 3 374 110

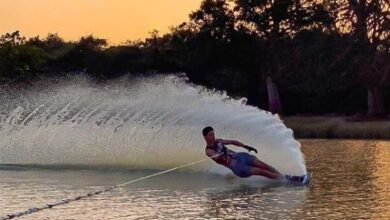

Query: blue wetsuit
206 140 256 178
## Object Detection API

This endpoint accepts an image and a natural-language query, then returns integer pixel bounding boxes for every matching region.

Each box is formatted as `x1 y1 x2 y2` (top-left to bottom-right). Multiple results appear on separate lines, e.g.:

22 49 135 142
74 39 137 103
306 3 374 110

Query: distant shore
283 116 390 140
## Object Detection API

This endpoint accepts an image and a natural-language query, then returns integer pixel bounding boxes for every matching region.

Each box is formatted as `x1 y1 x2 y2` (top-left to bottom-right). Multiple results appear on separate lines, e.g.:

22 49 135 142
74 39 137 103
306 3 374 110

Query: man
203 126 309 185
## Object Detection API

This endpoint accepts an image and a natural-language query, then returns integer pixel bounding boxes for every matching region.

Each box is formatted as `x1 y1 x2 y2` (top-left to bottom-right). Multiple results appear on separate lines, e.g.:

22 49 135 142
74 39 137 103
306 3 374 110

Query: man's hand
244 145 258 154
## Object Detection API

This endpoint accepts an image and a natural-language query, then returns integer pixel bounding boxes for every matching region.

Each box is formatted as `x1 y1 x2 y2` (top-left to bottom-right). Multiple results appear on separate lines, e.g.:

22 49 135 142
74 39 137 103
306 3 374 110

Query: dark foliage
1 0 389 115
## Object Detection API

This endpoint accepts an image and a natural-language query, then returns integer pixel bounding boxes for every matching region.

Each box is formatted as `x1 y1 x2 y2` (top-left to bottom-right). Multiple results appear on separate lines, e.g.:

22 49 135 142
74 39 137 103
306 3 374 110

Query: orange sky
0 0 202 44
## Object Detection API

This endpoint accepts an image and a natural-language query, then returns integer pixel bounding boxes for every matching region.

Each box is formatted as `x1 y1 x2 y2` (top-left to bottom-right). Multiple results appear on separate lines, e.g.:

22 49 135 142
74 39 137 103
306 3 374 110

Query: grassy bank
283 116 390 139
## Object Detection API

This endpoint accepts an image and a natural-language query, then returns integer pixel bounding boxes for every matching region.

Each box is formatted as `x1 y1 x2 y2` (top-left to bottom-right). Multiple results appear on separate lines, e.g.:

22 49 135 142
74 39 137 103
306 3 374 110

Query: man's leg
250 167 283 179
251 156 281 175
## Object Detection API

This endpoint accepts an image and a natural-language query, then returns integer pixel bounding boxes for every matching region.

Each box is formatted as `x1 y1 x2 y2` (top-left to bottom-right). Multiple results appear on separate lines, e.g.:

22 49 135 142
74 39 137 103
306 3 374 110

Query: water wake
0 74 306 175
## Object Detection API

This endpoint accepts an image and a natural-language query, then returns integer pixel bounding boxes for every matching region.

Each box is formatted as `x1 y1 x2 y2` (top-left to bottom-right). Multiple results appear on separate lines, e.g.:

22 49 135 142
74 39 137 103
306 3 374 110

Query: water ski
285 172 311 186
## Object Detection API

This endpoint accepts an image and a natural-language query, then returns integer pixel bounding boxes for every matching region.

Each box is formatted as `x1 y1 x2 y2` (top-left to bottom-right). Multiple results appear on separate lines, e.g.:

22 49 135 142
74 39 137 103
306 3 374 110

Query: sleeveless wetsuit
206 140 256 178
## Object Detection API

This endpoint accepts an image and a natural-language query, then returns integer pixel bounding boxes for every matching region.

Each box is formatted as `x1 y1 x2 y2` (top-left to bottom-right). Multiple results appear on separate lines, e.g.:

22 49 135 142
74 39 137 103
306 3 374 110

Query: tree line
1 0 389 116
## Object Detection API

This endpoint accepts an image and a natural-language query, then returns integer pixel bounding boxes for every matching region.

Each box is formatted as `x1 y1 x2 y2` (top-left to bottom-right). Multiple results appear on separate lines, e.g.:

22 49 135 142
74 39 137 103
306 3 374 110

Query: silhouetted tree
0 1 389 116
326 0 390 116
0 31 47 82
234 0 333 114
0 31 26 46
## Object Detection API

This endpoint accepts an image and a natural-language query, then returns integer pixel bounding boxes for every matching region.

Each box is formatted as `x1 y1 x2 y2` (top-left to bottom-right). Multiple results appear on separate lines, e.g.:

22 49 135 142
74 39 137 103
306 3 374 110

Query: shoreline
282 116 390 140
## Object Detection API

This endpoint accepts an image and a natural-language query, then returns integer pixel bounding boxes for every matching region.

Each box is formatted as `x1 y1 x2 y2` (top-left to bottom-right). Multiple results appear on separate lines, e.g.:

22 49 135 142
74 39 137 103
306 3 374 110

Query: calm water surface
1 140 389 219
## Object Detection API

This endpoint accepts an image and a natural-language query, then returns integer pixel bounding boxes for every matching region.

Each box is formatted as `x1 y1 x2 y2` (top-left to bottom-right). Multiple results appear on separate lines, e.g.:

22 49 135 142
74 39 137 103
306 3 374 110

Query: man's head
202 126 215 143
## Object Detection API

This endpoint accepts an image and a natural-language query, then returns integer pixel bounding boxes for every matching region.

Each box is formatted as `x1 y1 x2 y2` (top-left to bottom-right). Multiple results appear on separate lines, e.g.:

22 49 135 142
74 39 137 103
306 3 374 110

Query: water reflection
371 141 390 219
1 140 390 219
202 184 307 219
301 140 389 219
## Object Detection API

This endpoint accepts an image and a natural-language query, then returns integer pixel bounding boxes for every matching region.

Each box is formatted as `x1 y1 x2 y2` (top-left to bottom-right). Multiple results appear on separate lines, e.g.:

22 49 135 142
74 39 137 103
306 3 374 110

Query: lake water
1 139 389 219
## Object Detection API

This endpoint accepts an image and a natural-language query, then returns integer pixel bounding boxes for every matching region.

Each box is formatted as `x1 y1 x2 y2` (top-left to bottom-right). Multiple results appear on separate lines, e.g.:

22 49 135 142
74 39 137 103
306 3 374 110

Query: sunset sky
0 0 202 44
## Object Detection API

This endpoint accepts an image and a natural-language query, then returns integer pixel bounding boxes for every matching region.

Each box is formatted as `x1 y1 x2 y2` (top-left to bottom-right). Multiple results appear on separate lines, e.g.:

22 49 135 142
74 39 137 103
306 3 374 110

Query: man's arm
220 139 258 153
220 139 245 147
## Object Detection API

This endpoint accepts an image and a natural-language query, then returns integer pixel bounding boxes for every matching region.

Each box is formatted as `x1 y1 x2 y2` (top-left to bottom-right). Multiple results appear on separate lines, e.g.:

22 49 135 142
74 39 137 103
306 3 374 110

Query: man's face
204 130 215 143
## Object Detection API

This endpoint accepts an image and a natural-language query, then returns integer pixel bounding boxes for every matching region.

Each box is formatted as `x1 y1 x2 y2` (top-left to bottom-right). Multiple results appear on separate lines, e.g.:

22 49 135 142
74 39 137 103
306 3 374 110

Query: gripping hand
244 145 258 154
